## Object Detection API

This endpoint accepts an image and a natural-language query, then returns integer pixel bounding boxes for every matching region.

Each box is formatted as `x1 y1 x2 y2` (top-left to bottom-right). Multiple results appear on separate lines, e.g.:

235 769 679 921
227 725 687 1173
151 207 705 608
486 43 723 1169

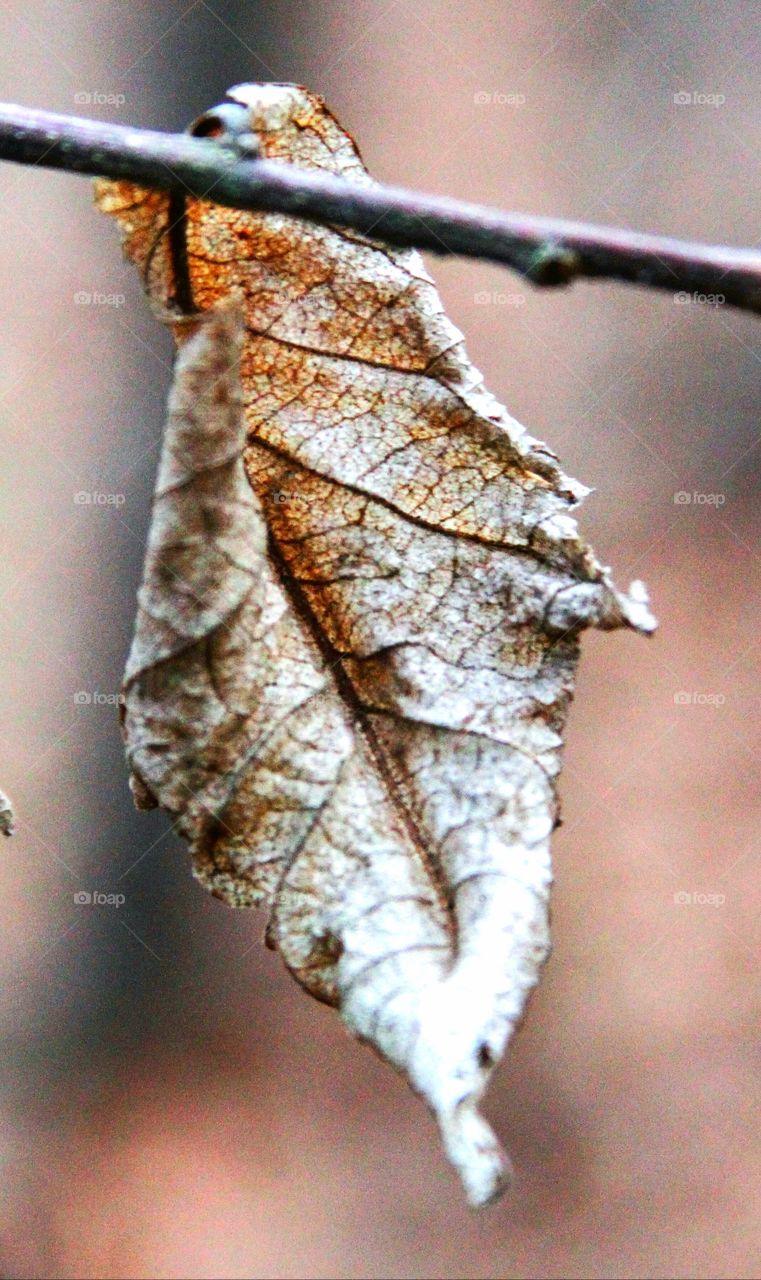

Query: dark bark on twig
0 101 760 313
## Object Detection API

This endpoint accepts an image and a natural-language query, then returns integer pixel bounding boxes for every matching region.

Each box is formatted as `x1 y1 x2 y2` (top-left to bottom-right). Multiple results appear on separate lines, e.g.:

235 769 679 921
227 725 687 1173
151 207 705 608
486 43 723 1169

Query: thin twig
1 101 760 313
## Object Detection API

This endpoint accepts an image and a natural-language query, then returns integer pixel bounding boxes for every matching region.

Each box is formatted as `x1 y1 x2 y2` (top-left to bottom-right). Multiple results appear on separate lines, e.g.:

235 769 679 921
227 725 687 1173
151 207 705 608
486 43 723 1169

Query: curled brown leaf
97 83 655 1205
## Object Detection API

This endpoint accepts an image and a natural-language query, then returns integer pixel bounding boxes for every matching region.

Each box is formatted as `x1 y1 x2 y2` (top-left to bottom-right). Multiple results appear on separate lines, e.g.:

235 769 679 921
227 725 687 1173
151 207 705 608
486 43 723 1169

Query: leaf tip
616 578 658 635
438 1099 513 1208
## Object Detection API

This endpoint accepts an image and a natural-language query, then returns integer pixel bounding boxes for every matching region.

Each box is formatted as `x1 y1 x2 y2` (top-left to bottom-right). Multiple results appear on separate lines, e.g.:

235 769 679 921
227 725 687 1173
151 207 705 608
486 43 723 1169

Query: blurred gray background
0 3 759 1277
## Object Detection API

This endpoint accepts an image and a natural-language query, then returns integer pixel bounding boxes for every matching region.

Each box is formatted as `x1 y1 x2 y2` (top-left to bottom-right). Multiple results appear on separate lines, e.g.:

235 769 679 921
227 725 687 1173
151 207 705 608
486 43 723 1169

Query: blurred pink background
0 3 759 1277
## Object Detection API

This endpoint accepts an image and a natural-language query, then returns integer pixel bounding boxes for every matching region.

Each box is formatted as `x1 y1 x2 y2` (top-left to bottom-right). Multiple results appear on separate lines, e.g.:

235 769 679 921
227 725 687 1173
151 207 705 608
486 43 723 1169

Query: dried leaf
0 788 15 836
96 83 655 1206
